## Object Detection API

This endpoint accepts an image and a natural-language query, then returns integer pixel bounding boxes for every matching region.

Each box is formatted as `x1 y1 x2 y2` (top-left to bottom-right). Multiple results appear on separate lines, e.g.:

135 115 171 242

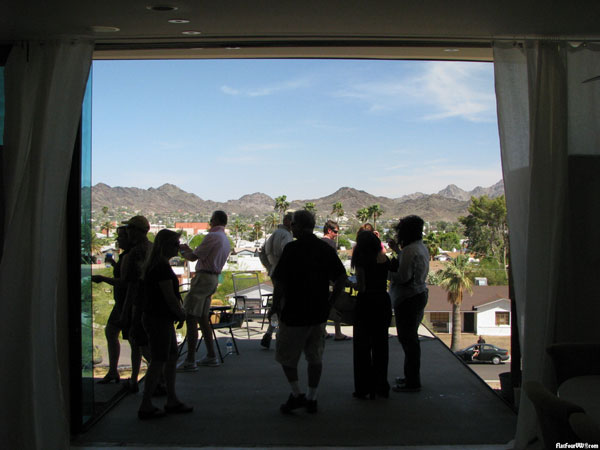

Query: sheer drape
494 41 600 448
0 40 93 449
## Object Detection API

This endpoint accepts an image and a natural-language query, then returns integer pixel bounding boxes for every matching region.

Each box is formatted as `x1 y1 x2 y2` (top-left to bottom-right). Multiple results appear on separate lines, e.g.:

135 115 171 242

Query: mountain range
92 180 504 222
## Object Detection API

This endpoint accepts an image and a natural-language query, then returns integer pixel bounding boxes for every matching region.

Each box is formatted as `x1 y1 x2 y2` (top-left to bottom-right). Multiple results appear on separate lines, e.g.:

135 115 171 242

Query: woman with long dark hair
137 229 191 419
351 230 392 399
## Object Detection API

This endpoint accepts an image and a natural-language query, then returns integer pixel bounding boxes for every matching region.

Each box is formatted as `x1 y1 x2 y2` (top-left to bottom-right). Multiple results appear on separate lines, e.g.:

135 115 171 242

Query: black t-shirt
272 233 346 326
143 261 181 320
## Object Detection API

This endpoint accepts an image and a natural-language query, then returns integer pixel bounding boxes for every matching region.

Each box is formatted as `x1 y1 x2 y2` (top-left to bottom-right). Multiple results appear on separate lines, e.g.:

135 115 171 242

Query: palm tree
231 218 246 244
356 207 370 224
304 202 316 214
274 195 290 222
100 220 114 237
438 255 473 351
423 232 440 261
264 212 279 233
331 201 344 220
252 221 262 241
368 204 383 231
90 233 103 256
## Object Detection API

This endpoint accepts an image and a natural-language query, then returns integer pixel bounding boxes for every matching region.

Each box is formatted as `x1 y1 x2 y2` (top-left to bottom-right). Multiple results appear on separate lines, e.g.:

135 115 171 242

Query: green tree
304 202 316 213
100 220 114 237
90 233 103 256
264 212 279 233
368 204 383 231
423 232 440 261
337 236 351 250
459 195 508 267
356 207 370 223
331 201 344 219
252 221 263 241
274 195 290 222
469 256 509 285
188 234 205 248
231 218 247 243
438 255 473 351
437 231 461 251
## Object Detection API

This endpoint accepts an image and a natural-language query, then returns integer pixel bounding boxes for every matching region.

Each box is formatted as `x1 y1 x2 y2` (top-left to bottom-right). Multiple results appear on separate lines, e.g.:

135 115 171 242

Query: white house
424 285 510 336
473 298 511 337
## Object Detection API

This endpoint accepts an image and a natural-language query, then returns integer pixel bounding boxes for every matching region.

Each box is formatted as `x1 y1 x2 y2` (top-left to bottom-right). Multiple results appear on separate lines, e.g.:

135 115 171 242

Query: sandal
164 402 193 414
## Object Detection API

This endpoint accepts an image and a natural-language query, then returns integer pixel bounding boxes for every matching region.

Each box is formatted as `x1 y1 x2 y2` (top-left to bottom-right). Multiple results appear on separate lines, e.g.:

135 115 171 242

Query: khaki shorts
275 322 326 368
183 272 218 318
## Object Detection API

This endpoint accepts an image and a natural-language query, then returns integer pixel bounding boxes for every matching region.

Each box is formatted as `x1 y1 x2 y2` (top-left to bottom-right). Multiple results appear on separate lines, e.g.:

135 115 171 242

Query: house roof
175 222 209 231
426 285 509 312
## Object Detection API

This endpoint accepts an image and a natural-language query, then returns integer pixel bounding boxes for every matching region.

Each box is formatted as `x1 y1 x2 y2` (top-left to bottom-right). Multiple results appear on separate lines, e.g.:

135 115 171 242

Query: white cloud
334 61 497 123
220 78 311 97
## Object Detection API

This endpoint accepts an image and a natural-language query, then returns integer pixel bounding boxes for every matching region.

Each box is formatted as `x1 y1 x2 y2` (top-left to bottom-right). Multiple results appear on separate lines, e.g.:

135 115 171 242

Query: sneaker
260 333 272 349
306 399 318 414
176 361 198 372
280 393 307 414
198 356 220 367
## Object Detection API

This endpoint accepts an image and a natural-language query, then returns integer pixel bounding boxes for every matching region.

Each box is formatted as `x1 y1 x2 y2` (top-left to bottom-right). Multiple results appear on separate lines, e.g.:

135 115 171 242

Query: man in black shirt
271 210 346 414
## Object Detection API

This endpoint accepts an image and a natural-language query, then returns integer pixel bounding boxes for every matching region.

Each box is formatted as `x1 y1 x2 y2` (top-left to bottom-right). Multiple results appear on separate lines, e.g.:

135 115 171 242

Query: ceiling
2 1 600 61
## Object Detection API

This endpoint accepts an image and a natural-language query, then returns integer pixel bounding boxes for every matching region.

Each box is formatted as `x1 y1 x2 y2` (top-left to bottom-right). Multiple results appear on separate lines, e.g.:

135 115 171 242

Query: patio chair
231 271 271 338
177 283 240 363
523 380 584 448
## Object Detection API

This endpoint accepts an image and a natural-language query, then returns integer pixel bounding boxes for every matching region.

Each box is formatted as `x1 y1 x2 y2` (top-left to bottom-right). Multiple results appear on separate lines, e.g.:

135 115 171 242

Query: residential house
425 285 510 336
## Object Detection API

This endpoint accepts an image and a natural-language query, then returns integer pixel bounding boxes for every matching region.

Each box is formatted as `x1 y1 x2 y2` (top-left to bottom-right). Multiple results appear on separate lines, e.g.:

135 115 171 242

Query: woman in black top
351 230 392 399
91 225 131 384
137 229 191 420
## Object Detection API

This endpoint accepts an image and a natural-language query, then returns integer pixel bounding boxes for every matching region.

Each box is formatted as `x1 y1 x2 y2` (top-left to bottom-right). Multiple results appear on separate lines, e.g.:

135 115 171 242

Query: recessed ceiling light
168 19 190 24
90 26 120 33
146 5 178 12
444 48 460 52
182 30 202 35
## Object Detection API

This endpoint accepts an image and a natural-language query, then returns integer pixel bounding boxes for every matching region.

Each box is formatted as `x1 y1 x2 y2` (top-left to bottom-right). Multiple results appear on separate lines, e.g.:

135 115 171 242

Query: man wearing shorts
178 210 230 370
271 210 346 414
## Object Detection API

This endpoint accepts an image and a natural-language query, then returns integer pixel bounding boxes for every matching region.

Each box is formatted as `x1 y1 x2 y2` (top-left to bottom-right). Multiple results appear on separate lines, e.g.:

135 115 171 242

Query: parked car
455 343 510 365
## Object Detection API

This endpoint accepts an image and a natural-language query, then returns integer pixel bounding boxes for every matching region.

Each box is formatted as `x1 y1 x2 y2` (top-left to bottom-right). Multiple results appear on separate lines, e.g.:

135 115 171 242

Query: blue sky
91 59 501 202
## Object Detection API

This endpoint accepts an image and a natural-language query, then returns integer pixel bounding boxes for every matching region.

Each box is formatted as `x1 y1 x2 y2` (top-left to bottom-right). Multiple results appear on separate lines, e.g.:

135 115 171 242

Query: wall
476 299 511 336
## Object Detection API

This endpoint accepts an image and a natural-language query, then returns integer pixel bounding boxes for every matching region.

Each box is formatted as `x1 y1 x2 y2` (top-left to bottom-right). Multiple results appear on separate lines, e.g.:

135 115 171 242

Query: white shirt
264 225 293 276
388 240 429 307
192 225 231 274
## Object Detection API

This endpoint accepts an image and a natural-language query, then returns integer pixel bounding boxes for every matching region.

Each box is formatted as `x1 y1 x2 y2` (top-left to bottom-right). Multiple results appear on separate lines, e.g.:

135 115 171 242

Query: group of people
264 211 429 413
93 210 231 420
95 208 430 417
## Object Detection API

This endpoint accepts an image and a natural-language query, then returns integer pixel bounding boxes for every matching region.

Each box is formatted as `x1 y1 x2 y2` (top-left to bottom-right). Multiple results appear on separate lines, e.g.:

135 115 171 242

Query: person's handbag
328 291 356 325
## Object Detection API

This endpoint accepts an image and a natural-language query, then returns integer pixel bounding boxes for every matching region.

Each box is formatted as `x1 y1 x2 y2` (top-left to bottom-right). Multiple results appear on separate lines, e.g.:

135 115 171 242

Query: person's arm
159 280 186 321
179 243 198 262
91 274 127 289
389 247 414 285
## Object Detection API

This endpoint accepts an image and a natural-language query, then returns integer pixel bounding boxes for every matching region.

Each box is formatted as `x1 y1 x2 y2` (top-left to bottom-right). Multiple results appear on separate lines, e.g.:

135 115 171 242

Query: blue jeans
394 290 428 387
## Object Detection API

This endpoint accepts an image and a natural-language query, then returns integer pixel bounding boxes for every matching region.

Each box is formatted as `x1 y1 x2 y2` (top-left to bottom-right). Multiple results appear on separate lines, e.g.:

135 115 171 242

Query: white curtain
494 41 600 448
0 40 93 449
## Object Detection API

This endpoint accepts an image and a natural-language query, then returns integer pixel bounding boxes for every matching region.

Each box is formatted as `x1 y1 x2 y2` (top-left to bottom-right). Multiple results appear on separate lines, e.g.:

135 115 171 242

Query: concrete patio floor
72 324 516 449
